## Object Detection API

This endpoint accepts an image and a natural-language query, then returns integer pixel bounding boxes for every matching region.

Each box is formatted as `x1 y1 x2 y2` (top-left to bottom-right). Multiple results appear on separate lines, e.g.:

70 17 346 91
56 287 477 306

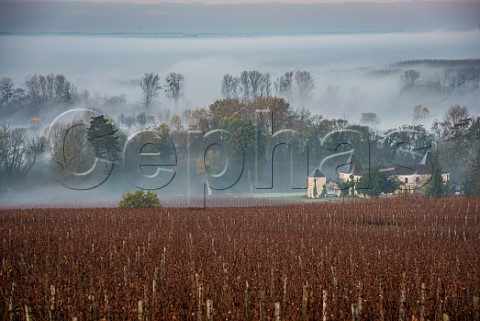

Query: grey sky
1 1 479 33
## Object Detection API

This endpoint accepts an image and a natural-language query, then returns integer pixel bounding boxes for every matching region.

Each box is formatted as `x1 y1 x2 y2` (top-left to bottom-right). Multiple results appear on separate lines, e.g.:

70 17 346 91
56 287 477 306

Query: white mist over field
1 30 480 128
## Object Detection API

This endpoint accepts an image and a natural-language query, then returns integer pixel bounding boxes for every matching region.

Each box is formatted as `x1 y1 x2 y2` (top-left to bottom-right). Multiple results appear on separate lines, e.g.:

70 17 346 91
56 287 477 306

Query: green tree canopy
119 189 162 208
356 165 400 197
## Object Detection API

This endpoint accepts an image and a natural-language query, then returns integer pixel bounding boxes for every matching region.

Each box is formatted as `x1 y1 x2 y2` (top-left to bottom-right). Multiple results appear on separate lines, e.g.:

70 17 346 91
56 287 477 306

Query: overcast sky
1 1 479 33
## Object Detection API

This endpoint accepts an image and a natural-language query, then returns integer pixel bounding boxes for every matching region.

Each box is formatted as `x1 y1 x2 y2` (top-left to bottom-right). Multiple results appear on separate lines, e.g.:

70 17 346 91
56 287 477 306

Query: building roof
381 164 433 176
388 150 434 176
309 168 325 178
337 153 364 175
336 150 446 178
419 151 432 165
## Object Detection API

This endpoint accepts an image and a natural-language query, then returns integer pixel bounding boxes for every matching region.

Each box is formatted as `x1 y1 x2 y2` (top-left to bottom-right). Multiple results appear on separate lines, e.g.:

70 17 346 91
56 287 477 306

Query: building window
416 177 419 183
405 177 408 183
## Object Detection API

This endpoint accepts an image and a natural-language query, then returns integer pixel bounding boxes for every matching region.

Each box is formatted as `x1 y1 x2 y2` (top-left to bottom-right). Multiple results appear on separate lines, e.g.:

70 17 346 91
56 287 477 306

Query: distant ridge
392 59 480 68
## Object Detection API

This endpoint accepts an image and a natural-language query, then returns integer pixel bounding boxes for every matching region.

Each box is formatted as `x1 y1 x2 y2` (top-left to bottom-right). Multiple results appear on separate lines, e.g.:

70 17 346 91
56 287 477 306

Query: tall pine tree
87 115 121 163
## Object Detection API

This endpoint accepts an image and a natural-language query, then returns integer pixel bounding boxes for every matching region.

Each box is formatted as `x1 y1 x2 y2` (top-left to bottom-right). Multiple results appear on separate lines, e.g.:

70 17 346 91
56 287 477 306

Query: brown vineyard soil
1 197 480 321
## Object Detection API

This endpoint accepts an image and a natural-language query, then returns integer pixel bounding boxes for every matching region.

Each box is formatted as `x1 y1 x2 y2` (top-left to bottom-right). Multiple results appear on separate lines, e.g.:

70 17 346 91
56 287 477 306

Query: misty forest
1 57 480 205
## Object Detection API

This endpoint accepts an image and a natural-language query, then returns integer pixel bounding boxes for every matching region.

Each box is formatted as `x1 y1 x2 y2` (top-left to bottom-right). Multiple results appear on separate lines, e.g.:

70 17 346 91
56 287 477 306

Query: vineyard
1 197 479 321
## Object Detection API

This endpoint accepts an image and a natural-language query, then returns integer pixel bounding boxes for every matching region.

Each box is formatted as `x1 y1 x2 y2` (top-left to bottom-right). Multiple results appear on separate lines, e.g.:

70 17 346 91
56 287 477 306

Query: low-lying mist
1 30 479 128
1 30 479 207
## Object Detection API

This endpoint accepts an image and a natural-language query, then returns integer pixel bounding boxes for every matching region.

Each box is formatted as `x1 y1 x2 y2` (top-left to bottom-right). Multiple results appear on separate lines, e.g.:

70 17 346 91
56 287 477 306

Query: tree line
221 70 314 107
0 69 479 196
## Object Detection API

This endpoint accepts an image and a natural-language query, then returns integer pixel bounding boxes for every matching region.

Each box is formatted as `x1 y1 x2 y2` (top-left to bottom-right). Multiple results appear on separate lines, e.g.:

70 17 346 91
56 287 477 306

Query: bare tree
0 124 45 184
239 71 250 101
46 73 55 99
274 79 280 96
274 71 293 100
295 70 315 107
55 74 73 102
261 73 272 97
54 74 66 98
140 73 162 108
25 74 41 103
401 69 421 86
249 70 263 99
0 77 14 105
25 73 73 103
441 104 470 138
165 72 185 108
221 74 239 99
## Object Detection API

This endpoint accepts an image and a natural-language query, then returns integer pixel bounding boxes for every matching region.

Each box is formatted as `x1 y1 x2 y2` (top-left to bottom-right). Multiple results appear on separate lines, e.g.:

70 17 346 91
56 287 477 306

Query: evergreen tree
463 118 480 195
320 184 327 197
425 153 446 197
339 175 355 197
87 115 121 163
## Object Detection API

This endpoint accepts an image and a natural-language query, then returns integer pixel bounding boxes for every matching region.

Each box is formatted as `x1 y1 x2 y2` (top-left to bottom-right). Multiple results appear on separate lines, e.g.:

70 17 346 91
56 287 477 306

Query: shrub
119 189 162 208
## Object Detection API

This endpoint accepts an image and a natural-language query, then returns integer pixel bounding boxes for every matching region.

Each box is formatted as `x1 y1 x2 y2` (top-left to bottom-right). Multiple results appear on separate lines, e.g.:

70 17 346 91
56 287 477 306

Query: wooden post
152 277 157 315
104 292 109 319
91 295 97 320
466 274 471 302
153 267 159 292
24 305 33 321
9 282 16 321
259 290 266 321
160 251 166 285
379 283 385 321
356 281 363 316
271 268 276 297
137 300 145 321
274 302 281 321
322 290 328 321
124 265 129 288
351 303 360 321
399 272 407 321
331 266 338 320
8 299 15 321
473 296 479 320
419 283 426 321
245 281 251 321
49 285 56 321
143 286 149 321
282 277 288 313
206 299 213 321
436 278 443 321
197 284 203 321
302 283 309 321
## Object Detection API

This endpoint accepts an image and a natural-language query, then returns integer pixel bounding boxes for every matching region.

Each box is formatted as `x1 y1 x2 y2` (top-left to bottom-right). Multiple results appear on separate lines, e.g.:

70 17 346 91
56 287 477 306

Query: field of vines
1 197 479 321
